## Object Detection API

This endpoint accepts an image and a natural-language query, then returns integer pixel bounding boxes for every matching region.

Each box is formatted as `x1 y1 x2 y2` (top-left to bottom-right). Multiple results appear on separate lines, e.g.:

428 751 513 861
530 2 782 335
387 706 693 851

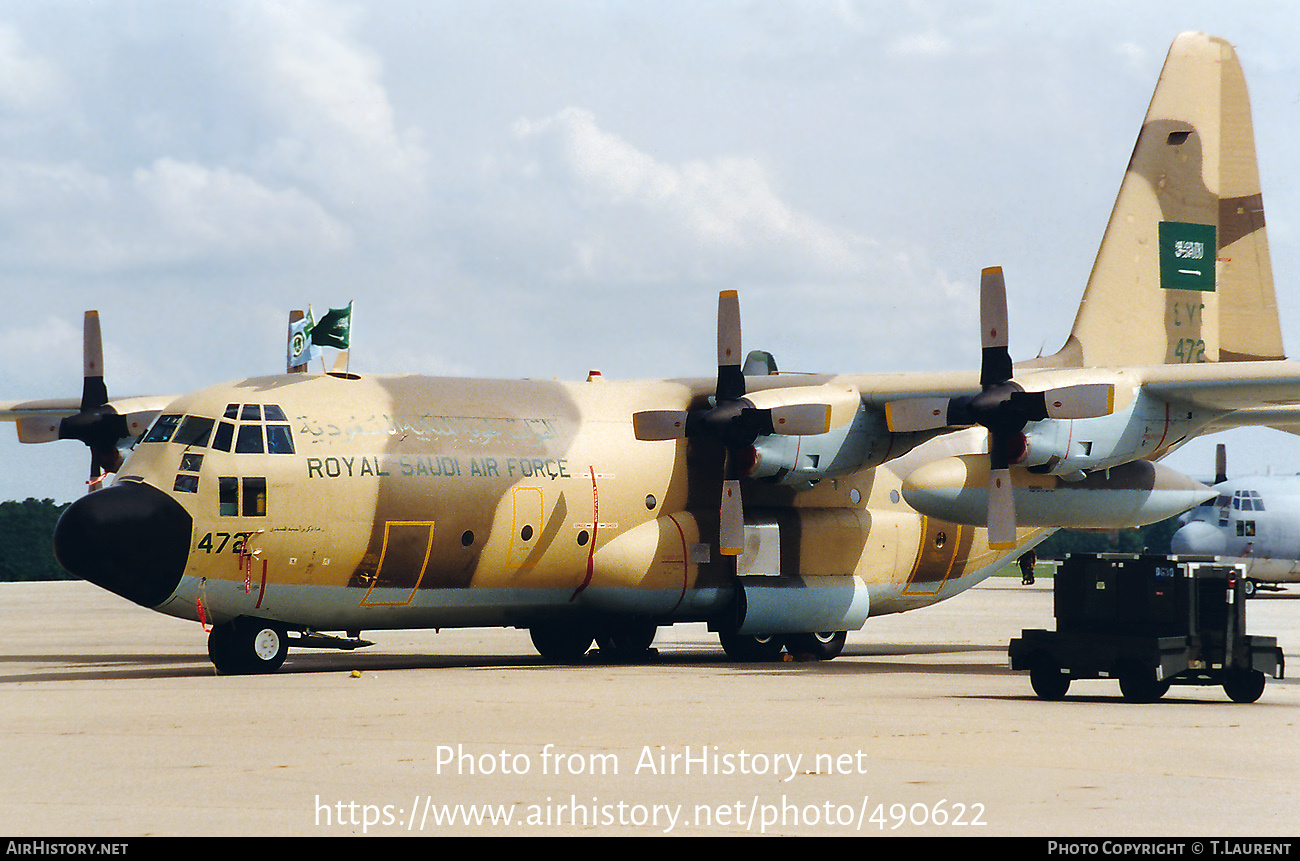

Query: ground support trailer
1008 554 1284 702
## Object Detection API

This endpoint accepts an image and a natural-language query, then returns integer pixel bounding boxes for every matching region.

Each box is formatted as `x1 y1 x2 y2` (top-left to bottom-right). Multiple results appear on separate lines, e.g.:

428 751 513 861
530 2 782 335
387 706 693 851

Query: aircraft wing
0 395 172 443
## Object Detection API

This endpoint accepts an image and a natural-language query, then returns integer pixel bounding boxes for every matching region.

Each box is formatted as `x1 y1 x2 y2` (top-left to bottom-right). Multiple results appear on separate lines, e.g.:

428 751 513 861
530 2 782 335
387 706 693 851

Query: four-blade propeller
885 267 1114 548
16 311 145 490
632 291 831 555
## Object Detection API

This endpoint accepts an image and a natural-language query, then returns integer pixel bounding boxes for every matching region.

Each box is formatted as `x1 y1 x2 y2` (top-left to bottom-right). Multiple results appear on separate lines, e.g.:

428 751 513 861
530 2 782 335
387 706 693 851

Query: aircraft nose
1169 520 1227 556
54 482 192 608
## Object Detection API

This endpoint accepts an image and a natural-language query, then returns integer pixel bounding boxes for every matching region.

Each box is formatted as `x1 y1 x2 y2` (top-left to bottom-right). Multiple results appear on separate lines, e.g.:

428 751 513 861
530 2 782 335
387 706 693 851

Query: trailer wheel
1029 656 1070 700
1223 669 1266 703
1117 662 1169 703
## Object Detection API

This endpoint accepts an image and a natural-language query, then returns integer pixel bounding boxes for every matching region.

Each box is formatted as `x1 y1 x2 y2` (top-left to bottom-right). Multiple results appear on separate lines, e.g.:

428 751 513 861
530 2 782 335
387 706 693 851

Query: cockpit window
266 424 295 454
173 416 215 448
235 424 264 454
142 414 182 443
264 404 287 422
240 404 262 422
212 421 234 452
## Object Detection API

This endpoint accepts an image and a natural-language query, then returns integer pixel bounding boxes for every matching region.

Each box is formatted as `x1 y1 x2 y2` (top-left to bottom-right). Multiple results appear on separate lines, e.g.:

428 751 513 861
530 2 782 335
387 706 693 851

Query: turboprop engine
901 456 1213 529
745 384 936 486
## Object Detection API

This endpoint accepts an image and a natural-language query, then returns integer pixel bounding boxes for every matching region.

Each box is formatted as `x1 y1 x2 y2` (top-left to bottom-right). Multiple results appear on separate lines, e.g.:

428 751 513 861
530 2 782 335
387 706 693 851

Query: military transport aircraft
2 32 1297 674
1171 445 1300 596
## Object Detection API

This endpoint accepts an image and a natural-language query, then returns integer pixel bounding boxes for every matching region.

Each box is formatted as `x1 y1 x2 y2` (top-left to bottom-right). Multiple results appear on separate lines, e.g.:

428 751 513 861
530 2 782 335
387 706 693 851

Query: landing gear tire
529 623 594 662
1028 655 1070 700
1223 669 1267 703
718 632 785 662
208 617 289 675
783 631 847 661
1117 662 1169 703
595 623 658 661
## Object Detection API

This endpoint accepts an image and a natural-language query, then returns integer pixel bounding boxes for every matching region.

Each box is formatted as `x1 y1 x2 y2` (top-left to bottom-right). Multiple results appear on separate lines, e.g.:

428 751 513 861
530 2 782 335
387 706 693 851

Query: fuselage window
180 453 203 472
212 421 234 452
235 425 264 454
219 477 238 516
266 424 295 454
242 477 267 516
173 473 199 494
174 416 215 448
143 414 182 443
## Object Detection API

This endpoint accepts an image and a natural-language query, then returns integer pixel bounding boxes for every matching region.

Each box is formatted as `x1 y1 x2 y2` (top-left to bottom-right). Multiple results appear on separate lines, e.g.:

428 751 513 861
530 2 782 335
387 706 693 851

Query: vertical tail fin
1048 33 1283 368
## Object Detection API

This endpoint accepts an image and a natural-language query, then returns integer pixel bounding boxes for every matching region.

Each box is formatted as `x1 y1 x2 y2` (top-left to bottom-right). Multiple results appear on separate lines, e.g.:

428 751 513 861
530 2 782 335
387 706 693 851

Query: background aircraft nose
54 482 192 607
1169 519 1227 556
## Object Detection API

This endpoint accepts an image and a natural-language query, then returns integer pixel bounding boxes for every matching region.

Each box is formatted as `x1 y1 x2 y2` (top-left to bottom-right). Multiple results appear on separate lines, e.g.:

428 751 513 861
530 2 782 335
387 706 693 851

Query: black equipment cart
1009 554 1284 702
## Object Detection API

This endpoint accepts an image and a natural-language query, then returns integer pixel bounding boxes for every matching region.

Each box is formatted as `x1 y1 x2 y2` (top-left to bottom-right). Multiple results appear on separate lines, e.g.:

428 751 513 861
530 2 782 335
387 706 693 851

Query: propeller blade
632 410 689 441
716 290 745 402
987 467 1016 549
979 267 1012 387
719 479 744 556
885 397 951 432
16 416 61 443
80 311 108 411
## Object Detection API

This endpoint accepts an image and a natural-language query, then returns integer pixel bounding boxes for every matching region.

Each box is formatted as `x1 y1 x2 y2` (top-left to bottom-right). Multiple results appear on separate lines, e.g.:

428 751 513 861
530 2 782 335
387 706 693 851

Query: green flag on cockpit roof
311 301 352 349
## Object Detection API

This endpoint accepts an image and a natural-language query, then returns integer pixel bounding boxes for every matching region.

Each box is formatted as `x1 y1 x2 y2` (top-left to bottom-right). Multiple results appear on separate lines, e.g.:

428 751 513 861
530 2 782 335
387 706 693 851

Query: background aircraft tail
1038 32 1283 369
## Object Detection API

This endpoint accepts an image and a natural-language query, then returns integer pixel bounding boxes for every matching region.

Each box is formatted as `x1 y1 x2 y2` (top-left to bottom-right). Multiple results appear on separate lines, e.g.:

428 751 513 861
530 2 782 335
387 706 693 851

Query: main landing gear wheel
208 617 289 675
718 632 785 662
1223 669 1267 703
595 623 658 661
529 623 594 663
784 631 847 661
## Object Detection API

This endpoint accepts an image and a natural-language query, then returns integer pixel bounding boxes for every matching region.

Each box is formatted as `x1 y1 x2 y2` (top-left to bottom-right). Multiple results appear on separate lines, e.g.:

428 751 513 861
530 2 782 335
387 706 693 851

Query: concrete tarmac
1 578 1296 837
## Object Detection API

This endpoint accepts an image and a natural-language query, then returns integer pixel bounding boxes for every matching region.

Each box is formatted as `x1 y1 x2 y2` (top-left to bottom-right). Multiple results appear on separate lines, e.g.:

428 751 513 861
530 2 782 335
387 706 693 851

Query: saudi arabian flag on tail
312 301 352 349
288 310 319 367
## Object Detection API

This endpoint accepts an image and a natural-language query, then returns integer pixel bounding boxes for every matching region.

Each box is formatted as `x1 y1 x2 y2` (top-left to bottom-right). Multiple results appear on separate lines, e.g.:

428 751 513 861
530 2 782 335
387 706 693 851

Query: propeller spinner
886 268 1114 548
633 291 831 555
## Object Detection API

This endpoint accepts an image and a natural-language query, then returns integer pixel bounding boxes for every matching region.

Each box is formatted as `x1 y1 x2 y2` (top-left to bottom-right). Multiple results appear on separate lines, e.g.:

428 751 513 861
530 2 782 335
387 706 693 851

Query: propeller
886 268 1114 548
633 291 831 555
18 312 132 490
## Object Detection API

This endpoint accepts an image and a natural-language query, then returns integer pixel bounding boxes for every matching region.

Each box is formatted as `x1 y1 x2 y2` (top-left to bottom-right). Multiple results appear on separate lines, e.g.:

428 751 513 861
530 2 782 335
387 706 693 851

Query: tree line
0 498 74 581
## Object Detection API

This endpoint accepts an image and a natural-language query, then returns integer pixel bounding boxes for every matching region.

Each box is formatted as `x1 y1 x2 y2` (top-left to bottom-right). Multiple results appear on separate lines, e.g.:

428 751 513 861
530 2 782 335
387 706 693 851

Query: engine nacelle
746 385 933 486
902 455 1213 528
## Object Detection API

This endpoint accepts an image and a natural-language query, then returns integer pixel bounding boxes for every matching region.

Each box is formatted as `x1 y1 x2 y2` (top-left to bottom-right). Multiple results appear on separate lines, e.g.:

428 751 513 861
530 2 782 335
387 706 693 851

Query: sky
2 0 1300 502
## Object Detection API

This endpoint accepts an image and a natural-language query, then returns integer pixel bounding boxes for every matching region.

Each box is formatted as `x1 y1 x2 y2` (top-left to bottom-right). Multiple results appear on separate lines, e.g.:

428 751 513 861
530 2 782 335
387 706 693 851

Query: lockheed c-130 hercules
3 32 1298 674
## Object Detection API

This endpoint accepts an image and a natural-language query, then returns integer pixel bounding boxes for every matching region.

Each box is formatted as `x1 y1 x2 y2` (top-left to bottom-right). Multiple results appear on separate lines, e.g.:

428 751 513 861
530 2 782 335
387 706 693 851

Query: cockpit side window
142 414 182 443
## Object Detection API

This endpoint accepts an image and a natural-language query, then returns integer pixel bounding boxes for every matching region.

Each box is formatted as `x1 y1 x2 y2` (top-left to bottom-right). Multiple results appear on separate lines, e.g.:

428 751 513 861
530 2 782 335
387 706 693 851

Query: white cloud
239 0 428 210
511 106 868 282
0 22 59 111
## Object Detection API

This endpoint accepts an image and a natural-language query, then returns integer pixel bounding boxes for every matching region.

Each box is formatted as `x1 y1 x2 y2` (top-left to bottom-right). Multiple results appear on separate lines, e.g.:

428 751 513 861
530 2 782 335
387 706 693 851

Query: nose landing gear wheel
208 617 289 674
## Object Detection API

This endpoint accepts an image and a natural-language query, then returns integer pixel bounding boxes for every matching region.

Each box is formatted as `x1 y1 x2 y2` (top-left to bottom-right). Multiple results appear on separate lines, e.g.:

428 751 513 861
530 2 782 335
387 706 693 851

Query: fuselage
56 371 1025 637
